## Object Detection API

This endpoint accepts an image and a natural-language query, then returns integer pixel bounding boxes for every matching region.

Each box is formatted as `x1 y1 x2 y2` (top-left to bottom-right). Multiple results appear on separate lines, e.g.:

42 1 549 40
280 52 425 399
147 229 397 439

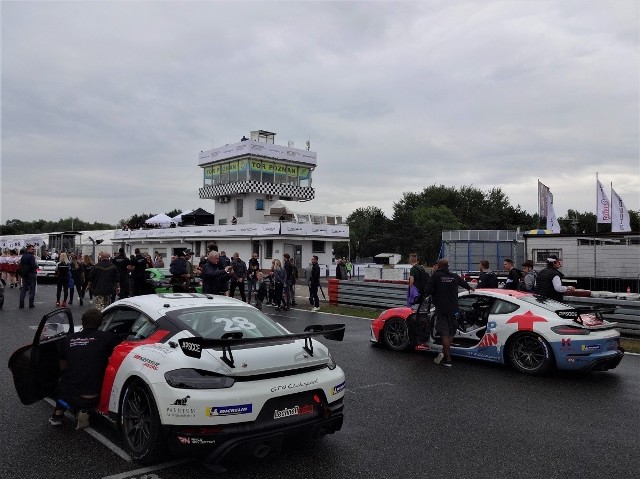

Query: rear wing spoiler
556 308 618 329
177 323 345 367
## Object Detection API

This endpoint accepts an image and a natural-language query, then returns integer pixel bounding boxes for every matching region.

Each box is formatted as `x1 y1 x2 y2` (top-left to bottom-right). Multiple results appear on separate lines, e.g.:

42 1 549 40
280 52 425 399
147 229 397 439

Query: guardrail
327 279 640 338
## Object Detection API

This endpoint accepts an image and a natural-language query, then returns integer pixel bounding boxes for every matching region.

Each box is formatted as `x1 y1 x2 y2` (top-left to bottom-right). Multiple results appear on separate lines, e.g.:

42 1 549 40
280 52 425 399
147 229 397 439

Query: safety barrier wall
328 279 640 338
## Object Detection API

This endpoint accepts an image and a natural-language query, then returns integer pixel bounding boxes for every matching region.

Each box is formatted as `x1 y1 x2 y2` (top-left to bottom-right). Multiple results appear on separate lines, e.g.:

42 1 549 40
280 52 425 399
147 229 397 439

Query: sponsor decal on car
270 378 319 393
331 381 345 396
171 395 191 405
478 333 498 348
133 354 160 370
273 404 314 419
177 436 216 445
581 344 601 351
561 338 572 348
167 406 196 418
205 404 253 416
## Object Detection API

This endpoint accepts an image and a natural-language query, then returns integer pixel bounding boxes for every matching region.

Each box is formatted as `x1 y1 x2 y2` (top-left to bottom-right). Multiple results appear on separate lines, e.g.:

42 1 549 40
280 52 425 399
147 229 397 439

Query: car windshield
519 295 573 312
171 307 288 340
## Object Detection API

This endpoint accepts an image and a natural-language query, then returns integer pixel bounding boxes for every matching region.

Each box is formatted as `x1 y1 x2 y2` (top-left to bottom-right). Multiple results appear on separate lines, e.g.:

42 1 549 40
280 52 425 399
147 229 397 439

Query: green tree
346 206 389 260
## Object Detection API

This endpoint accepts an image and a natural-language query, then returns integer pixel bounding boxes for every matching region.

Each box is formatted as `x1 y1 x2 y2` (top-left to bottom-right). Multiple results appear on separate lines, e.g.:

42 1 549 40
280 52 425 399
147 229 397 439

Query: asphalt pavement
1 283 638 479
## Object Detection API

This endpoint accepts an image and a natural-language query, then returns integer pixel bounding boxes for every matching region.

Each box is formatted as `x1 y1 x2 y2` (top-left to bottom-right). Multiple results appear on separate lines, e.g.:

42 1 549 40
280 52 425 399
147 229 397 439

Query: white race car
9 293 346 466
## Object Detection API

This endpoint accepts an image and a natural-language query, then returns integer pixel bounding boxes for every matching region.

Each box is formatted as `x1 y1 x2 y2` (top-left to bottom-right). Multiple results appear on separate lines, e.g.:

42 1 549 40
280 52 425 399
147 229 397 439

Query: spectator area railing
327 279 640 338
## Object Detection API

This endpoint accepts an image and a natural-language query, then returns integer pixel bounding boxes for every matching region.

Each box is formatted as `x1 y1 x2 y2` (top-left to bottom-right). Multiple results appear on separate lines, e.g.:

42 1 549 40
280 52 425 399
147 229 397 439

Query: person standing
48 308 119 428
335 258 347 280
55 253 71 307
502 259 522 290
199 251 232 295
112 248 130 299
273 259 287 310
407 253 428 307
288 256 298 306
477 260 499 289
152 252 164 268
424 259 471 367
219 251 231 268
520 260 537 292
18 244 38 309
309 255 321 312
247 252 260 303
7 249 20 288
254 272 268 310
81 255 95 304
534 255 575 301
169 250 190 292
229 252 247 302
87 252 120 311
68 254 85 306
131 248 148 296
283 254 294 308
345 259 353 279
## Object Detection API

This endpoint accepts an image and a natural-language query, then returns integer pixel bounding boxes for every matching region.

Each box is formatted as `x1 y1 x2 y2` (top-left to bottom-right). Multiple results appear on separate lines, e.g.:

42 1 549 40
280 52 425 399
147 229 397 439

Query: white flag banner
611 187 631 232
596 179 611 223
546 191 561 233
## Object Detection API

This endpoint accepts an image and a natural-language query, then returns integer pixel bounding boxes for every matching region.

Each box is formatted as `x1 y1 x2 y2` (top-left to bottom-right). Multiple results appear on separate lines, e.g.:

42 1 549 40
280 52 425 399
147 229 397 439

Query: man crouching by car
49 308 119 429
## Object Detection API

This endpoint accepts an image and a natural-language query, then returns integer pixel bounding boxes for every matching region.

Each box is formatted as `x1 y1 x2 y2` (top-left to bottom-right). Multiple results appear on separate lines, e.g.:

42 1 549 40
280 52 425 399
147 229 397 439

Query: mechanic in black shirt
502 259 522 290
131 248 148 296
49 308 119 428
424 259 471 367
169 249 190 292
112 248 130 299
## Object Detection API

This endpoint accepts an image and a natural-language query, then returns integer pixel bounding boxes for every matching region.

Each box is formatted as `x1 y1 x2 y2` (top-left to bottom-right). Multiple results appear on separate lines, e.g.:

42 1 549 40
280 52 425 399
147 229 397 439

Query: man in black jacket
49 308 119 429
424 259 471 367
87 252 119 311
112 248 130 299
477 260 498 289
534 255 575 301
169 250 190 292
199 251 233 295
18 244 38 309
131 248 148 296
309 255 321 311
502 259 522 290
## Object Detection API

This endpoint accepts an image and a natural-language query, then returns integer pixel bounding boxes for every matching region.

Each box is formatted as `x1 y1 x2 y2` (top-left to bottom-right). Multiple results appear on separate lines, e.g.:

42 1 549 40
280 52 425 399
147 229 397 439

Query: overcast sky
2 1 638 227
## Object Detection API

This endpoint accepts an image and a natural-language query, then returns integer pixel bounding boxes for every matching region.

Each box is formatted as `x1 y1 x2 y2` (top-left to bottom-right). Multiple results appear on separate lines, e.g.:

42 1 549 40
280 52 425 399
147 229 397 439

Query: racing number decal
215 317 257 332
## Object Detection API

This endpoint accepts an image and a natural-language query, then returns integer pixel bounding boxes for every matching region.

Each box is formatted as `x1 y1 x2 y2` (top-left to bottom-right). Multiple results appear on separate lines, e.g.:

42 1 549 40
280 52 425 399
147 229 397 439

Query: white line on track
100 459 192 479
44 397 131 460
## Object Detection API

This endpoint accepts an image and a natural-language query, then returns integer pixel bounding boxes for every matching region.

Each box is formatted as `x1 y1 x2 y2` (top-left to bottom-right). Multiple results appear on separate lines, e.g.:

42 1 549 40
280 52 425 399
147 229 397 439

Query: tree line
2 186 638 264
340 185 640 264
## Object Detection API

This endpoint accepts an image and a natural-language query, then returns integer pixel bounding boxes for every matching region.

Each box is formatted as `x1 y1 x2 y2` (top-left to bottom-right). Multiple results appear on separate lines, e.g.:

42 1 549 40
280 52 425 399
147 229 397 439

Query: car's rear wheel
383 317 410 351
508 333 553 375
120 379 167 464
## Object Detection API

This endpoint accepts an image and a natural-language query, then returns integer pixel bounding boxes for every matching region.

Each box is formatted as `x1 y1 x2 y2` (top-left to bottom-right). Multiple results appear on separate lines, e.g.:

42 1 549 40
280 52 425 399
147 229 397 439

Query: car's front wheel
507 333 553 375
383 317 410 351
120 379 167 464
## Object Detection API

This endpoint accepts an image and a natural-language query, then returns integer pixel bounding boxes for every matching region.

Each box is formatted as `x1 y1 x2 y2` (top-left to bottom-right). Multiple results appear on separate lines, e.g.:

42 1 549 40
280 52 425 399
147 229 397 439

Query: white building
114 130 349 270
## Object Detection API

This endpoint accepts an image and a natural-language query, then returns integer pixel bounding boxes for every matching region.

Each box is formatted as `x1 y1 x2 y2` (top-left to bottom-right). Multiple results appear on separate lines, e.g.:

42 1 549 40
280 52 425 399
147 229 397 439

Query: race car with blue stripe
370 289 624 375
9 293 345 467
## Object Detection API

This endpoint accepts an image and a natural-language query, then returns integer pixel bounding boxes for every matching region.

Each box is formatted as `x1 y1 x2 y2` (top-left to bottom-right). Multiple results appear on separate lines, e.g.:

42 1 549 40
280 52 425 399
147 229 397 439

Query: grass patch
621 338 640 354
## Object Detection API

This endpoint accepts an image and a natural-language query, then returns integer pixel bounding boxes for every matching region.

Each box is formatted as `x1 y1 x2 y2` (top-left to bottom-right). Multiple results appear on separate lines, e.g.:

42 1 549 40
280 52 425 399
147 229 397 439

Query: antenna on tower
288 140 294 148
306 140 310 151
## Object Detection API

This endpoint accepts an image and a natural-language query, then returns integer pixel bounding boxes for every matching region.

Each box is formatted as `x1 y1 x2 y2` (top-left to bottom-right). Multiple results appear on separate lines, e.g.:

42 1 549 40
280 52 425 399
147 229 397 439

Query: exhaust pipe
253 444 271 458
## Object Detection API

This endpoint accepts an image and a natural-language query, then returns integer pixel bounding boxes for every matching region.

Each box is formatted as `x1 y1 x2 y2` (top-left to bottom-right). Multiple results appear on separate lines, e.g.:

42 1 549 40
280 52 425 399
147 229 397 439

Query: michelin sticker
206 404 253 416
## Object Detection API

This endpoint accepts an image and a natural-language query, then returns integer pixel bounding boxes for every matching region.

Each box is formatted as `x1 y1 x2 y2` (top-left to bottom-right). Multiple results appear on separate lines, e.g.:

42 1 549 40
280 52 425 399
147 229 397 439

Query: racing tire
120 378 168 464
383 317 411 351
507 332 553 375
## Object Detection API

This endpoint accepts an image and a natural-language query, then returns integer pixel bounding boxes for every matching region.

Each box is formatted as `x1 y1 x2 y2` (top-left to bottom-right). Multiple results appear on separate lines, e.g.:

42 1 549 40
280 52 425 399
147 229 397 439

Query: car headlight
327 352 337 370
165 369 235 389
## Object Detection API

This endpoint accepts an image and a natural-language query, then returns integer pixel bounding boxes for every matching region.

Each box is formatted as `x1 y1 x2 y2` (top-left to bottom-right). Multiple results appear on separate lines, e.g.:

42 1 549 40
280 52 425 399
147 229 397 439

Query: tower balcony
199 181 315 202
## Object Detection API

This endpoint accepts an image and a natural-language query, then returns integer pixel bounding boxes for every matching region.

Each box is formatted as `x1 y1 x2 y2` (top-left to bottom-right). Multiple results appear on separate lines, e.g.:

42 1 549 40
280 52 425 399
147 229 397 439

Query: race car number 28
215 317 257 332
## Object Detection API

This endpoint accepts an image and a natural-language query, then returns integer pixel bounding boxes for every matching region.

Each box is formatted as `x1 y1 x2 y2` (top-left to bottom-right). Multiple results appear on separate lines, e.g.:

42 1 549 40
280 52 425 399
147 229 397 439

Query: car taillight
550 325 590 335
165 369 235 389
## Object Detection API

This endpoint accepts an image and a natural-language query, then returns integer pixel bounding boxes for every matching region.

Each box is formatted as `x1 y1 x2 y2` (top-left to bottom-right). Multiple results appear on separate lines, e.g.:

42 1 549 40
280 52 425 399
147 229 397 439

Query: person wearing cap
534 255 575 301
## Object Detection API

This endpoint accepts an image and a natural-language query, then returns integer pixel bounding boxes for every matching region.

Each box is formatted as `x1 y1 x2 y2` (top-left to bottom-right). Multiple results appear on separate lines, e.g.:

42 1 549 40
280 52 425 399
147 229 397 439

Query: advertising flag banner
538 181 551 218
546 191 561 233
596 179 611 223
611 188 631 232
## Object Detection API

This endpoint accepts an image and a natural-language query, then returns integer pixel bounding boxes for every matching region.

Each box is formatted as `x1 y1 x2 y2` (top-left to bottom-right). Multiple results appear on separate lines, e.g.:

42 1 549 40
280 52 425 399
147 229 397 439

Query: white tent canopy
145 213 173 227
171 210 193 223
